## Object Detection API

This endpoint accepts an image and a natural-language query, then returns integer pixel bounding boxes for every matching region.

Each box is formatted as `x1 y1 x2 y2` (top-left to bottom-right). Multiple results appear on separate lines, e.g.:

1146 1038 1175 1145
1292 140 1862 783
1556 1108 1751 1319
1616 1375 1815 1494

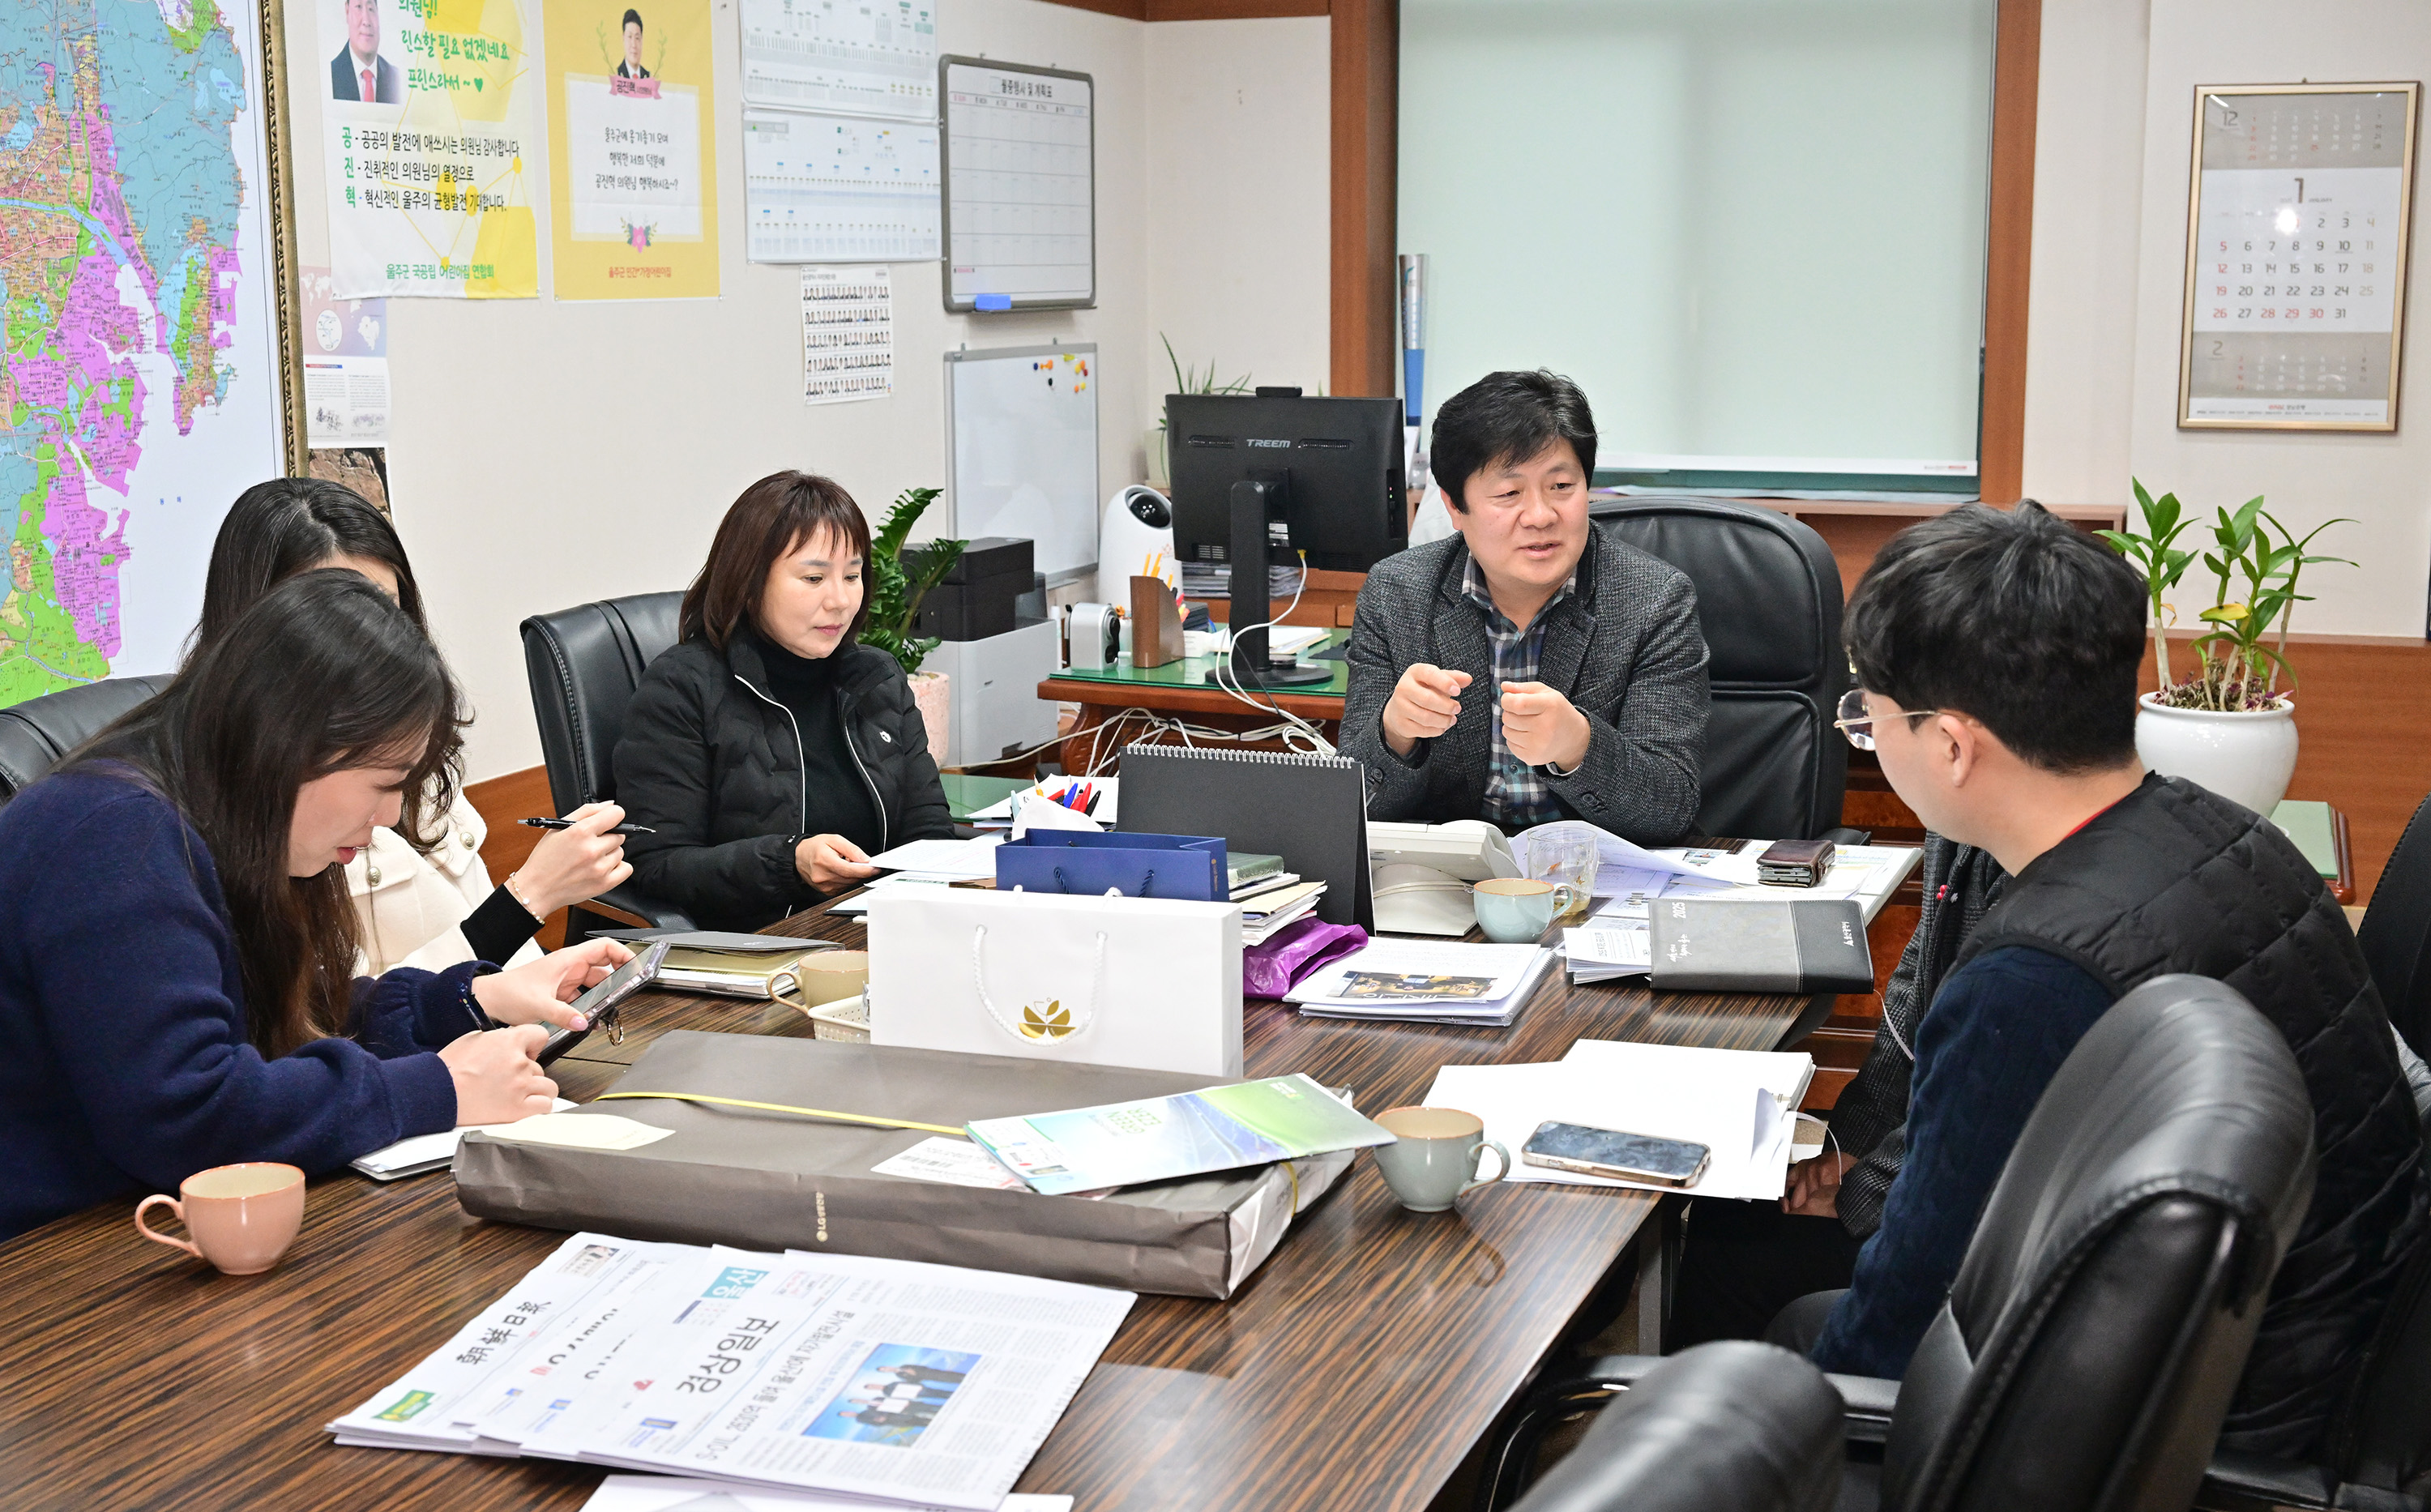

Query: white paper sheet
351 1098 576 1180
866 834 1003 878
481 1113 673 1152
870 1136 1028 1191
1423 1041 1811 1201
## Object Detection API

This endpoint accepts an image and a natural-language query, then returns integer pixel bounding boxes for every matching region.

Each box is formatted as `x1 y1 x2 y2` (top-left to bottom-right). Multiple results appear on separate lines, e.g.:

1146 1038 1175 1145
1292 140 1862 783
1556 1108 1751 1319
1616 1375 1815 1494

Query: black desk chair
0 674 171 808
1482 973 2318 1512
1506 1342 1843 1512
1592 498 1850 841
520 592 692 939
2358 791 2431 1060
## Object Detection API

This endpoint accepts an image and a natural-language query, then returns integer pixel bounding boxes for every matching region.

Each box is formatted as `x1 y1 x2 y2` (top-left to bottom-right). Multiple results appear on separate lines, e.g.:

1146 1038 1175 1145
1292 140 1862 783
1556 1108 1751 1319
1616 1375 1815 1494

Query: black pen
522 817 657 835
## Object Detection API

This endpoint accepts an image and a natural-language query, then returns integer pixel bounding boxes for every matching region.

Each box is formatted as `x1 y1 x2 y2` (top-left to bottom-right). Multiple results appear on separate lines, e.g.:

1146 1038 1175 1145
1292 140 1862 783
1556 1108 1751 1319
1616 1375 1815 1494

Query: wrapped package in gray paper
453 1031 1352 1298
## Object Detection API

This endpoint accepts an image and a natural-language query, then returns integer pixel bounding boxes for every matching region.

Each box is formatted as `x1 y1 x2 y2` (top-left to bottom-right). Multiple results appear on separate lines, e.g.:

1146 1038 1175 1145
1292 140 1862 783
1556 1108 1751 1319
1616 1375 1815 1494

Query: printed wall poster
546 0 720 299
319 0 542 297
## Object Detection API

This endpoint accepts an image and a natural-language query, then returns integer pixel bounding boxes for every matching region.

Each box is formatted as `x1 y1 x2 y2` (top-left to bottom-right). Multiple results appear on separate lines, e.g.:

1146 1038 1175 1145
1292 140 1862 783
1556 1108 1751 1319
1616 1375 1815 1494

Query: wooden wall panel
1978 0 2040 503
1328 0 1396 397
1147 0 1326 17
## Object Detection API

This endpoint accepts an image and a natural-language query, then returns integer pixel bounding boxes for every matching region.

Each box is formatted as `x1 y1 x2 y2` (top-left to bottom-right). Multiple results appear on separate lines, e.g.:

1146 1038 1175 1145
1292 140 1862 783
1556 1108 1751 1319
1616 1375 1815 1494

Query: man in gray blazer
1342 369 1707 842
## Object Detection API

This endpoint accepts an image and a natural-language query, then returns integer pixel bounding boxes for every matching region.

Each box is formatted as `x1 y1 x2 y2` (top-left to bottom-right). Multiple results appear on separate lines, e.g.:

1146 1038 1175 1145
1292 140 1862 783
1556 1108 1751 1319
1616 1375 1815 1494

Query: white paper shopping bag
865 888 1243 1077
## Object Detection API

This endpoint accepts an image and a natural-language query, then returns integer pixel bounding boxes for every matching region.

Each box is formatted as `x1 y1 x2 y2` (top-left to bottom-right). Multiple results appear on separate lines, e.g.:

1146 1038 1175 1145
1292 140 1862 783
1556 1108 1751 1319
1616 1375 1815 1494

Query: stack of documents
1514 822 1921 928
1562 925 1651 985
1181 559 1303 601
331 1233 1132 1510
864 834 1004 881
1241 879 1326 944
1285 940 1555 1026
1422 1040 1814 1200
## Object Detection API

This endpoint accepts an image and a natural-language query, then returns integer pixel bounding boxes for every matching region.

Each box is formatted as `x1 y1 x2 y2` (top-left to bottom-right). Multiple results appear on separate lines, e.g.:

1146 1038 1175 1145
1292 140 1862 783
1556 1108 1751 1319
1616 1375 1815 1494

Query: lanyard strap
594 1090 962 1136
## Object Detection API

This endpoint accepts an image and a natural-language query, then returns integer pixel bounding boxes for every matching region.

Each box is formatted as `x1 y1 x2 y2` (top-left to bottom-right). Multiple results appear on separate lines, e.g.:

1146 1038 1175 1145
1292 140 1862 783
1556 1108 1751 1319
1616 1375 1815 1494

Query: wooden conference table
0 899 1811 1511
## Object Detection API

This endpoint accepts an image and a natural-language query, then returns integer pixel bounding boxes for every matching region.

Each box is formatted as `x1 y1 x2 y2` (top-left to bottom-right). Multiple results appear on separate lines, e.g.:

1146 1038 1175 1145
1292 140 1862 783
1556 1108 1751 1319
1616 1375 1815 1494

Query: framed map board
2180 82 2420 431
0 0 305 707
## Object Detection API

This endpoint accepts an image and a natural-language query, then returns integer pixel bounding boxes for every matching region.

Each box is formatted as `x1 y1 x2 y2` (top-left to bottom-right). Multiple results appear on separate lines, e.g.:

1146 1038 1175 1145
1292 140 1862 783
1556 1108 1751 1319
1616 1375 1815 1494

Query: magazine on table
965 1074 1390 1196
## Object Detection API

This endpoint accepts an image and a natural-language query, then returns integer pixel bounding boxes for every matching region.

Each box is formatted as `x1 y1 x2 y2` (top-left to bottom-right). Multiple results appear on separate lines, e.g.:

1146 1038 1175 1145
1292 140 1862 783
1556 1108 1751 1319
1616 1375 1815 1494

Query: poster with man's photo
545 0 720 299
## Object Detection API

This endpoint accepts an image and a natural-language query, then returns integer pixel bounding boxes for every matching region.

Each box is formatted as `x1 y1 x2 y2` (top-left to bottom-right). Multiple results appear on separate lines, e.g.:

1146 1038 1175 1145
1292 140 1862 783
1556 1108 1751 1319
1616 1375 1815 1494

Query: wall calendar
2180 82 2420 431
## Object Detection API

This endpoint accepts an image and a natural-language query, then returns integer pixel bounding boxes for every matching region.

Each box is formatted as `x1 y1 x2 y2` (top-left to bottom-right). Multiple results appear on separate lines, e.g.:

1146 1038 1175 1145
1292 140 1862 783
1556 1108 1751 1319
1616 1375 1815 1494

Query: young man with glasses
1342 369 1708 839
1743 501 2423 1459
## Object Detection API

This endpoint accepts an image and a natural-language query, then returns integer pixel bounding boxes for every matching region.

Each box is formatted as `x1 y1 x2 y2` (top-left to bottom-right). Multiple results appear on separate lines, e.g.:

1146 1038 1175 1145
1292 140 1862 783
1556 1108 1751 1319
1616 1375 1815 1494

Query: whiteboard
946 344 1100 584
939 57 1096 311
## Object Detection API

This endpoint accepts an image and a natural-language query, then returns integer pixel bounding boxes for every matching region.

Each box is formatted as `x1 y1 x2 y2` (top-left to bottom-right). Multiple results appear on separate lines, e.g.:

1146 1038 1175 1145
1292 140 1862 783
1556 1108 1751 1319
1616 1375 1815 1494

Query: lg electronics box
454 1031 1345 1299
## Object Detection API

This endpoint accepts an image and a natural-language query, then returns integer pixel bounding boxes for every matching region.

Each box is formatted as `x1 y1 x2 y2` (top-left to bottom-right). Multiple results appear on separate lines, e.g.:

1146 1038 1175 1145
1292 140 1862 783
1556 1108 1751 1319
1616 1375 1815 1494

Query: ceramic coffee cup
135 1162 306 1275
1472 877 1580 943
1373 1105 1510 1212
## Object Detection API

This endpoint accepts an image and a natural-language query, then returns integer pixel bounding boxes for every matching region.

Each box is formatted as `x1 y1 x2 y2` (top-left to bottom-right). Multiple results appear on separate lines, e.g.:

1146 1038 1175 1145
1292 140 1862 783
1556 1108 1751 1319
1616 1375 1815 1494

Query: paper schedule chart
942 59 1096 310
740 0 936 119
745 109 939 263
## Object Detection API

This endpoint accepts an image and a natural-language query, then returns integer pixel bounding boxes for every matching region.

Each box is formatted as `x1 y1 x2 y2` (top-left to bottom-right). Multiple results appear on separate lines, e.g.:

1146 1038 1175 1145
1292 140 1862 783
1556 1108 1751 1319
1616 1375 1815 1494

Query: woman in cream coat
198 481 632 972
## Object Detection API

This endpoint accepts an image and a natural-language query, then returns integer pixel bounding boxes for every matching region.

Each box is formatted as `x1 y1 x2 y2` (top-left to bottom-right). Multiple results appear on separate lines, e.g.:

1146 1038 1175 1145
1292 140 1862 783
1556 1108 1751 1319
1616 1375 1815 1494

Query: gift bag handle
972 925 1107 1045
1051 865 1156 897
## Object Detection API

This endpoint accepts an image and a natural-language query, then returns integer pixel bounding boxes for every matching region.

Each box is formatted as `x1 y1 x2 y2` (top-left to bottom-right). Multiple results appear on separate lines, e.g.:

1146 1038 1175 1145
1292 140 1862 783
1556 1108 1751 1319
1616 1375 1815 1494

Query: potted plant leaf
1151 334 1253 489
2100 480 2352 814
861 485 964 765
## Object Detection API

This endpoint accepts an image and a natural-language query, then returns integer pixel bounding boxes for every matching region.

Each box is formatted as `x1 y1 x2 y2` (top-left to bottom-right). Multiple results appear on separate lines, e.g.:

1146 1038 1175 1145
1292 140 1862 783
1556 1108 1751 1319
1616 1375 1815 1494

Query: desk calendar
2180 83 2420 431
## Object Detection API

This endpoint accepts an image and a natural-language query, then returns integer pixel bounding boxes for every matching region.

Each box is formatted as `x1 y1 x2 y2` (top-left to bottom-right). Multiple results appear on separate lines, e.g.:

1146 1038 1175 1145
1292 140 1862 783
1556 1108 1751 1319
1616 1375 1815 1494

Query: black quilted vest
1953 773 2428 1457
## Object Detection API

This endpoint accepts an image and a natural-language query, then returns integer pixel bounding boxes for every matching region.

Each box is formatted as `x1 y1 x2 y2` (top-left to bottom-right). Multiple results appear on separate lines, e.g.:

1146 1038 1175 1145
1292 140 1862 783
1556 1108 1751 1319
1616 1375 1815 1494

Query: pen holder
1129 576 1186 668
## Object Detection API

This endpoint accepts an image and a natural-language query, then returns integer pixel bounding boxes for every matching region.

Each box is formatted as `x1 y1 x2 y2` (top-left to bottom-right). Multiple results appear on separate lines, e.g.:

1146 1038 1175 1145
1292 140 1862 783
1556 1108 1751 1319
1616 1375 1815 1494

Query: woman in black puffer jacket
613 471 955 933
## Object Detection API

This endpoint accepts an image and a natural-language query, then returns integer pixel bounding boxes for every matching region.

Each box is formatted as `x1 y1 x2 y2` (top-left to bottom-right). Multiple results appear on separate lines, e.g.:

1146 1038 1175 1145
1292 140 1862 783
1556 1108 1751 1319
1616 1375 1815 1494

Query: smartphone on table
1520 1120 1711 1188
537 940 669 1065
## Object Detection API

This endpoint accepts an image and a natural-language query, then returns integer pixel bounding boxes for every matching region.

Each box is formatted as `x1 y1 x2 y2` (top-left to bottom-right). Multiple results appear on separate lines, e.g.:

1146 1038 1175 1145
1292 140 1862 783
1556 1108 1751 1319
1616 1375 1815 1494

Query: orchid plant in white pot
2100 481 2352 814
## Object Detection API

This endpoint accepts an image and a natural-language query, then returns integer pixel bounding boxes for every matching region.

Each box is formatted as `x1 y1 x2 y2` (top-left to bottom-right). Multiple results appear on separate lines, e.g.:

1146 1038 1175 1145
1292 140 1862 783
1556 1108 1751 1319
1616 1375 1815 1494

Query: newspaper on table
331 1232 1134 1510
580 1478 1073 1512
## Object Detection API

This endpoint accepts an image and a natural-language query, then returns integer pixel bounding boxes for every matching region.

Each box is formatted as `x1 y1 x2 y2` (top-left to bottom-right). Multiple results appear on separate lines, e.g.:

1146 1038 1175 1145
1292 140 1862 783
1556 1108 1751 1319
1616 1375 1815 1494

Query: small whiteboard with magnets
940 56 1095 311
946 344 1099 585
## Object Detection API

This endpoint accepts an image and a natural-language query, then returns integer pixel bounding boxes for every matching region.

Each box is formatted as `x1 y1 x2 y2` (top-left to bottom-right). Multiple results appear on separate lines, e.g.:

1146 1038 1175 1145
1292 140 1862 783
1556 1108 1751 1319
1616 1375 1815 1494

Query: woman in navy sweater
0 571 630 1241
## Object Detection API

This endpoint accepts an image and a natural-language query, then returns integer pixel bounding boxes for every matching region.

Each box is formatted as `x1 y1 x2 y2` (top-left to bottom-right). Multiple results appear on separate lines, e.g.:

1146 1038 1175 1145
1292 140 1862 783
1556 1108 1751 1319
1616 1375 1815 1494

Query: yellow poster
320 0 541 297
545 0 720 298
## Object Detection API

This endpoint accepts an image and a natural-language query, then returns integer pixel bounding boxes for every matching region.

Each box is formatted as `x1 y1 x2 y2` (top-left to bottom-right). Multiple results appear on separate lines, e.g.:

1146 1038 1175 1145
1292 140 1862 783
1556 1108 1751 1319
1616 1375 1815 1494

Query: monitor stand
1226 479 1335 689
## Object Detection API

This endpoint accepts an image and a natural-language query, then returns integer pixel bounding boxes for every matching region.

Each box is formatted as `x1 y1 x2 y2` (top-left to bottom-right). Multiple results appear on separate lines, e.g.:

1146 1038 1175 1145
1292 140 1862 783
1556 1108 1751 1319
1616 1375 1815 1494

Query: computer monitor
1167 391 1408 574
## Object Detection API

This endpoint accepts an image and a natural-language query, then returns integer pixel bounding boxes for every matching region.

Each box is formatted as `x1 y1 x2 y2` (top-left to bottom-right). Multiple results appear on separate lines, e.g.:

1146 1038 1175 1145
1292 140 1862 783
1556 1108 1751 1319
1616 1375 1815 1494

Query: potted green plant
2100 480 2352 814
861 485 964 764
1150 334 1252 488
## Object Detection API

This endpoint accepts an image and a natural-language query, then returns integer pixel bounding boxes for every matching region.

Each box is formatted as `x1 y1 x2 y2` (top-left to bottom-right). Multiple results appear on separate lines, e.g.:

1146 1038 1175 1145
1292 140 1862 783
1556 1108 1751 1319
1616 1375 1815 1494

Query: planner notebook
1647 898 1874 994
1116 744 1374 929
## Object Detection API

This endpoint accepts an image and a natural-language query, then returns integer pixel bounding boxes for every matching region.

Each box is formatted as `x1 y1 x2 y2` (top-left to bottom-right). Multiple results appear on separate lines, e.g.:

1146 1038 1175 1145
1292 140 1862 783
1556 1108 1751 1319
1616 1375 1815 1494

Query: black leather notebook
1116 744 1374 929
1648 898 1873 994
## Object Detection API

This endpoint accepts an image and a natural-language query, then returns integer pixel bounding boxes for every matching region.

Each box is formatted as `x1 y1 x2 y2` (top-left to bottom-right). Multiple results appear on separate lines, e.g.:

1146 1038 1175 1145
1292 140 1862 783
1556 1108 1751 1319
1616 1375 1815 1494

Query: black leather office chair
1592 498 1849 841
520 592 693 937
1482 974 2318 1512
2358 791 2431 1060
1505 1342 1844 1512
0 674 171 808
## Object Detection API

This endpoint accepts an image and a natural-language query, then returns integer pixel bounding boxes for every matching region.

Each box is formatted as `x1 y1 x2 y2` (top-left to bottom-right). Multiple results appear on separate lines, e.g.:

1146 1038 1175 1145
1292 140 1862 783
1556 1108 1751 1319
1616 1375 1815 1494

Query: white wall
2024 0 2431 638
283 0 1153 782
1141 19 1332 411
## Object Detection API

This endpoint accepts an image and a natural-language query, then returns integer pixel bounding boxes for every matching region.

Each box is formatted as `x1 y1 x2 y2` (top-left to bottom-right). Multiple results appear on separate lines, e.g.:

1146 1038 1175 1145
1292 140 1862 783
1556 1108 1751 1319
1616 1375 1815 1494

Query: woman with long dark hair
200 479 631 972
613 471 954 932
0 572 630 1240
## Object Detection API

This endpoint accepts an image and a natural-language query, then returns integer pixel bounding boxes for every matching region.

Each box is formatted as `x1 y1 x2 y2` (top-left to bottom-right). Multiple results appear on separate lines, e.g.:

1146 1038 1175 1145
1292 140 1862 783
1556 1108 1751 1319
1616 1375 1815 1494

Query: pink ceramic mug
135 1163 306 1275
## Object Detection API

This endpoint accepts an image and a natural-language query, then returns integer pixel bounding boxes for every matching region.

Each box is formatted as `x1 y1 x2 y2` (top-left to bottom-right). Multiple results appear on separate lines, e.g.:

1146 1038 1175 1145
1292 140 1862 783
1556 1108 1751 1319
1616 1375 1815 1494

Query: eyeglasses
1833 689 1942 751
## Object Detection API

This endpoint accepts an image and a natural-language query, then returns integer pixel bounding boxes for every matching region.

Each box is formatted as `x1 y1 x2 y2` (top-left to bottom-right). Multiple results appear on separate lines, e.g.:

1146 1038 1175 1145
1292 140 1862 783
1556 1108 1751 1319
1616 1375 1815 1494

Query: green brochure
966 1074 1393 1195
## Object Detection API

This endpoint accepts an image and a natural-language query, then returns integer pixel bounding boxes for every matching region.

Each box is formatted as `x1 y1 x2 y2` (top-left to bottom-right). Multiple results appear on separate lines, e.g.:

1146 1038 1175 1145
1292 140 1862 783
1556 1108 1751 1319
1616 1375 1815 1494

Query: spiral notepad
1114 743 1373 929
